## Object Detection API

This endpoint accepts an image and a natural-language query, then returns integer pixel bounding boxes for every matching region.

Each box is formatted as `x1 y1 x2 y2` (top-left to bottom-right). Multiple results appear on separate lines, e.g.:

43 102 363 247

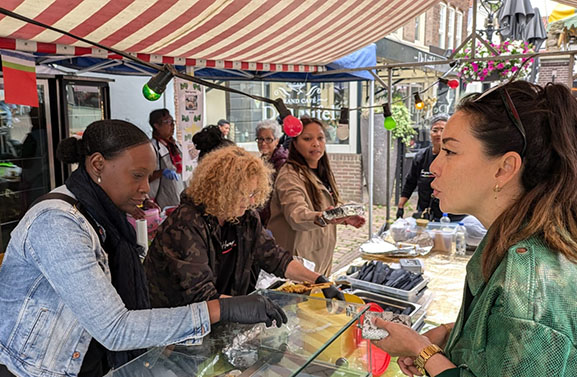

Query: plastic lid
458 222 465 226
442 213 449 216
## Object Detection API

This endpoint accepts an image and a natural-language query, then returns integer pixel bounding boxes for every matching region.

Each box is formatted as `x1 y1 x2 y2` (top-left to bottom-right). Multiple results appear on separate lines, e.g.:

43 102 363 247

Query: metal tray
351 289 426 331
340 272 429 303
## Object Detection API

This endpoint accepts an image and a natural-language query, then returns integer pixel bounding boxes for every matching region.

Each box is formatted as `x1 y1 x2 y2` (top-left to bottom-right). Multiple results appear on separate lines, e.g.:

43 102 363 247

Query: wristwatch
414 344 444 375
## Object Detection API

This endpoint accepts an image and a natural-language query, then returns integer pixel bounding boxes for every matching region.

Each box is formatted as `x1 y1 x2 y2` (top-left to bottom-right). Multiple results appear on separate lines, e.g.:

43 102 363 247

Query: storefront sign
175 78 204 182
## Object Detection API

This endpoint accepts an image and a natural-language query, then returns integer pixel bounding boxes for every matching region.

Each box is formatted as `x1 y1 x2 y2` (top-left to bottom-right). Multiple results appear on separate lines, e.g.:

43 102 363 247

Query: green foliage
390 103 414 147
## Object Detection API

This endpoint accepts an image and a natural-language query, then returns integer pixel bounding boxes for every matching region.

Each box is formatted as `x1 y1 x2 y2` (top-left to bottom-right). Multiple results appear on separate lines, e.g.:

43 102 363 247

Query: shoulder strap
30 193 106 244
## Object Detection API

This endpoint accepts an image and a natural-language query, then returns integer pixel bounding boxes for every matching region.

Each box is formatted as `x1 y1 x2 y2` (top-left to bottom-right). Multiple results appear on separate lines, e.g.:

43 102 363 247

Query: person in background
217 119 231 139
193 124 235 161
396 113 465 222
373 81 577 376
148 109 185 209
255 119 288 227
144 145 343 307
268 117 365 276
0 121 286 377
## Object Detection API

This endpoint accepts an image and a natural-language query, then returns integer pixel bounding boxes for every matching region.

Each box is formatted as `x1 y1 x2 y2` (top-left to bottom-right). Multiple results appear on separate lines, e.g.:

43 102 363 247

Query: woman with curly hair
144 146 343 307
268 117 365 276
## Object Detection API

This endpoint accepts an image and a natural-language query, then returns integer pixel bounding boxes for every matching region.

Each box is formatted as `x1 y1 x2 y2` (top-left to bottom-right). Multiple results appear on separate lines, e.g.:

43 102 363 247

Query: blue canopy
48 44 376 82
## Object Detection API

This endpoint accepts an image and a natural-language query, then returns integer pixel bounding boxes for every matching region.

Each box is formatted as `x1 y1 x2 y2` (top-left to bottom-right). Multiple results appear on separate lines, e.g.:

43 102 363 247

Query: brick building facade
329 153 363 203
401 0 470 51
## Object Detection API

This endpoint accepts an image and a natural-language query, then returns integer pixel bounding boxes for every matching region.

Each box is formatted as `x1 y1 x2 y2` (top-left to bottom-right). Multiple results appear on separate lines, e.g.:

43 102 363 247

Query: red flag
1 50 38 107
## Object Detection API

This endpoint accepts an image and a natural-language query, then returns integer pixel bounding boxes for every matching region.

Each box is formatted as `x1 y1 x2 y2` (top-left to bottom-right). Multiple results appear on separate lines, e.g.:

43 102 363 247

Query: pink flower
497 63 504 69
511 66 518 72
482 68 488 75
472 62 478 72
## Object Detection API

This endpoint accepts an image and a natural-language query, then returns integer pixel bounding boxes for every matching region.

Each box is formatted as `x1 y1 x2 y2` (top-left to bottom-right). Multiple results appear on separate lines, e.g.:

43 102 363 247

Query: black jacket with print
144 195 293 307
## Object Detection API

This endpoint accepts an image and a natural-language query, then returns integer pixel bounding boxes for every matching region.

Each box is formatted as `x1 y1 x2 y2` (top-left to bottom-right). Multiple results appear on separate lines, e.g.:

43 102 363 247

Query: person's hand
396 207 405 219
316 275 345 300
343 215 366 228
142 198 161 211
162 168 179 180
130 206 146 220
397 356 424 377
371 318 431 357
219 294 288 328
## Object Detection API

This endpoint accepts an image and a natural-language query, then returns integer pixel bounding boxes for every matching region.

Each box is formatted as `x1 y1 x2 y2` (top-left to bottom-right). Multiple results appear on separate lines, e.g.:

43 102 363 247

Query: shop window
448 7 455 51
439 3 447 50
456 11 463 48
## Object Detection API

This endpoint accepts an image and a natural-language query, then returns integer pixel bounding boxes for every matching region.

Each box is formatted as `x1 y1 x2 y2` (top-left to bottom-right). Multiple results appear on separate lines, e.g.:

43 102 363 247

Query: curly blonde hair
185 146 273 221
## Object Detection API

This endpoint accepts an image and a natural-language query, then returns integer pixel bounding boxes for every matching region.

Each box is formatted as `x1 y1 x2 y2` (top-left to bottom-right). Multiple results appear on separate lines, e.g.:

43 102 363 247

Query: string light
382 104 397 130
414 93 424 110
274 98 303 137
143 66 174 101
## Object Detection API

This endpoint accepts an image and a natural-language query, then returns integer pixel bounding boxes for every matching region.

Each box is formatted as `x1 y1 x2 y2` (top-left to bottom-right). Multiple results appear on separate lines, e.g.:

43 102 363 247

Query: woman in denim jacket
0 120 286 377
372 81 577 376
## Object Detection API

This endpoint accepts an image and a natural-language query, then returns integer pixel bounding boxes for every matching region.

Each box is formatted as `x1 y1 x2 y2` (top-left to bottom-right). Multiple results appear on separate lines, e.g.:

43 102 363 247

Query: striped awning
556 1 577 9
0 0 439 73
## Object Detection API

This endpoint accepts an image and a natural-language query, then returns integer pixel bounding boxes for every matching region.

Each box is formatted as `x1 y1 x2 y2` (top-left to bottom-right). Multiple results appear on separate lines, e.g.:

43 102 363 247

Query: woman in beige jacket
268 117 365 276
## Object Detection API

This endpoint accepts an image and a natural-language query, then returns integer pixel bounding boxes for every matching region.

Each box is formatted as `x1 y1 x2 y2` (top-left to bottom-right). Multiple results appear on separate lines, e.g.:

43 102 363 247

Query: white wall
79 73 175 137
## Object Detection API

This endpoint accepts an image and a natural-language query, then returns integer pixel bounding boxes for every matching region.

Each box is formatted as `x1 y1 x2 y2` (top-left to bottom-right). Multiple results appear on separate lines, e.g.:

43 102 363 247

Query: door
0 79 54 253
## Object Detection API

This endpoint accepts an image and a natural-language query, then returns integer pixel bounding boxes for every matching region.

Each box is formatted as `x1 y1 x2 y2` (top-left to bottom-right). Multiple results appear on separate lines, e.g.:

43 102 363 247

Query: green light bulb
142 84 162 101
384 116 397 130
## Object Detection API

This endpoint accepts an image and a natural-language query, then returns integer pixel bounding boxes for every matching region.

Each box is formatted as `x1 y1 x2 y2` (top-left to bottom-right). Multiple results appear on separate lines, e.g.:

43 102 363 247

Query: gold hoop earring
97 176 102 184
493 184 501 199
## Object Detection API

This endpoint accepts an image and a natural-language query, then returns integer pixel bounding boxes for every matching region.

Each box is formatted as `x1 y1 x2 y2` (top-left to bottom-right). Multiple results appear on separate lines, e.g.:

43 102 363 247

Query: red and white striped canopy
0 0 438 72
556 0 577 8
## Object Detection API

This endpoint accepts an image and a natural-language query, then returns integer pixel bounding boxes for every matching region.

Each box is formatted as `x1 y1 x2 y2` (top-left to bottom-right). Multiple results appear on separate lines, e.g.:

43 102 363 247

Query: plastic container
426 222 457 253
455 222 467 256
341 272 429 303
127 207 161 242
351 290 425 331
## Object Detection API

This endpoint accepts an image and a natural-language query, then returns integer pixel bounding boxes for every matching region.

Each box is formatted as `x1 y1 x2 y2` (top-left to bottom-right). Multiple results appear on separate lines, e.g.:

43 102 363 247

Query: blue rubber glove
162 168 179 180
316 275 345 300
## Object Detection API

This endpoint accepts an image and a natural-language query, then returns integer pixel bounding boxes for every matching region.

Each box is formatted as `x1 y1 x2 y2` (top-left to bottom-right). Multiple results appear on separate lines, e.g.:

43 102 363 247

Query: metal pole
472 0 478 58
569 54 575 89
385 68 392 230
368 78 375 238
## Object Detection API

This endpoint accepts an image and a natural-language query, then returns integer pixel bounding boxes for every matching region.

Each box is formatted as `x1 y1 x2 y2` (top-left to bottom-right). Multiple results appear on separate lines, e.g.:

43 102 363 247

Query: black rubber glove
219 294 288 328
316 275 345 301
396 207 404 219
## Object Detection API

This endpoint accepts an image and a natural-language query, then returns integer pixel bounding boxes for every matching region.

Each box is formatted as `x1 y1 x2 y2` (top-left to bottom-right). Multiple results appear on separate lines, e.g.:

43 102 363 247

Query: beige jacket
268 163 337 276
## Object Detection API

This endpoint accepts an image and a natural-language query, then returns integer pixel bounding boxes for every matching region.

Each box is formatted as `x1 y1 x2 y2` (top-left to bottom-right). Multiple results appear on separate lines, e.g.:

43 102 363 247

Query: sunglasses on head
471 55 535 158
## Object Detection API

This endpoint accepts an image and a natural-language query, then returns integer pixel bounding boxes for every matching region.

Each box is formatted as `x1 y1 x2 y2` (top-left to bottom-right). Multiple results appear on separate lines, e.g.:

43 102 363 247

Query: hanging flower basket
454 40 535 82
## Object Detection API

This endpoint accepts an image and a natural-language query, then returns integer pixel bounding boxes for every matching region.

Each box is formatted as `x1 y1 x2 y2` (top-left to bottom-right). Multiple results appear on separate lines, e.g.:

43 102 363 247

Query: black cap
217 119 230 126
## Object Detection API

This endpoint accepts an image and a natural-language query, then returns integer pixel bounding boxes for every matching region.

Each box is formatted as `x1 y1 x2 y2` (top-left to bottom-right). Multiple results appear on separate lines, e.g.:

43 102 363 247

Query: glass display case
107 290 371 377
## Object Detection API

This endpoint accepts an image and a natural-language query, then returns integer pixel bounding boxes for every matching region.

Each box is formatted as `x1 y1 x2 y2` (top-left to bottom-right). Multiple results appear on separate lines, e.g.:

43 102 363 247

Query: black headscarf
66 166 150 367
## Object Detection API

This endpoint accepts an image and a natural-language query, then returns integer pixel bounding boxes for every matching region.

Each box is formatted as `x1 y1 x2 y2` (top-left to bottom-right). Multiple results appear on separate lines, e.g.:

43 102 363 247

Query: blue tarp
49 44 376 82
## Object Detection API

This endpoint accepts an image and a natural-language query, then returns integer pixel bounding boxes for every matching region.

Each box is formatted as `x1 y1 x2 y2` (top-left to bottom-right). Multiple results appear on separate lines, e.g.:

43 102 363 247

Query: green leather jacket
440 235 577 376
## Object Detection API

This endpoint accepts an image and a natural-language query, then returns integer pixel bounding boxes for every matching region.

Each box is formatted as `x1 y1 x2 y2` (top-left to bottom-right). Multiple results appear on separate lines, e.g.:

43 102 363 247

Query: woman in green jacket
373 81 577 377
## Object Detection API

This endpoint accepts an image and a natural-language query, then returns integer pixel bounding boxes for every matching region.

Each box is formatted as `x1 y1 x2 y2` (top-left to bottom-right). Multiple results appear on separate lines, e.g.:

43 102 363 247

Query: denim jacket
0 186 210 377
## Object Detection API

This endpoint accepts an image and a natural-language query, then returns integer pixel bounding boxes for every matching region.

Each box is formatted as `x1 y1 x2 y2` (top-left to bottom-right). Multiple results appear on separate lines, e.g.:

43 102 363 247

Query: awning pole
368 78 375 238
386 68 392 229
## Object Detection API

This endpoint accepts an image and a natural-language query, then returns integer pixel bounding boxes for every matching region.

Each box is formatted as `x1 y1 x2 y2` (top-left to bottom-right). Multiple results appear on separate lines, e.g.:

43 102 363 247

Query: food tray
341 272 429 303
351 289 426 331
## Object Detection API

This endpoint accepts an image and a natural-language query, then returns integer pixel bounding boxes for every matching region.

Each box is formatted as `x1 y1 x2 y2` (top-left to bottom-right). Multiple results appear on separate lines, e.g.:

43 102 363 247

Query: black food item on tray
356 261 423 290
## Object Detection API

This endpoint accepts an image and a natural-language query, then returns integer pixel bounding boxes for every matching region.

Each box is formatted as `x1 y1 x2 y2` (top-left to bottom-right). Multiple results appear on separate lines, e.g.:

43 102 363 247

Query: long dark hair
287 117 341 210
459 81 577 279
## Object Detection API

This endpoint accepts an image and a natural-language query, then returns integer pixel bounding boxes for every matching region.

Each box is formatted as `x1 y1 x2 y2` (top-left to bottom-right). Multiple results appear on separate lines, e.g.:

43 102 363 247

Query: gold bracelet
414 344 444 375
